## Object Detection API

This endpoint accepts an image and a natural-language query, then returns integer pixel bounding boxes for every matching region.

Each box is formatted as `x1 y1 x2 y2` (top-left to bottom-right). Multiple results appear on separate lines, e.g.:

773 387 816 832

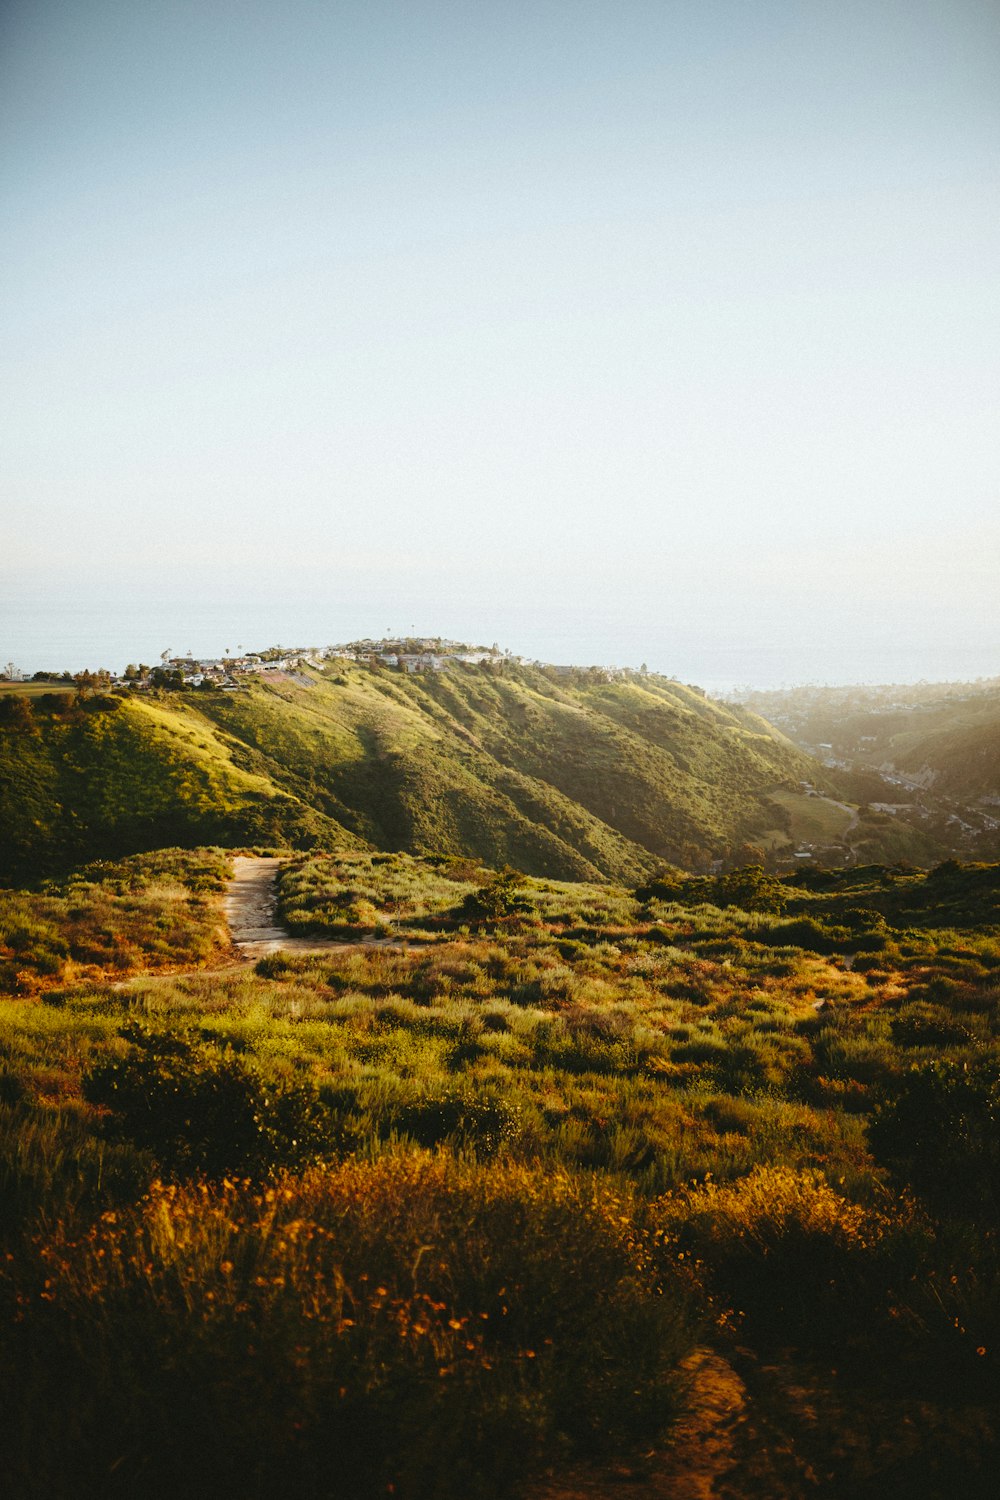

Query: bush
889 1003 974 1049
868 1059 1000 1224
2 1157 698 1499
459 866 534 925
397 1085 523 1156
659 1165 880 1336
83 1025 337 1178
712 866 787 915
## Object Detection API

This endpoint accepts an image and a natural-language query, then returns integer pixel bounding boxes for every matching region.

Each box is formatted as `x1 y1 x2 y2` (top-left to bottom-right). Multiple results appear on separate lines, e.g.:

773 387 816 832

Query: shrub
659 1165 880 1336
712 866 787 915
397 1085 523 1155
889 1003 974 1049
761 916 848 955
83 1025 337 1178
459 867 534 925
868 1060 1000 1224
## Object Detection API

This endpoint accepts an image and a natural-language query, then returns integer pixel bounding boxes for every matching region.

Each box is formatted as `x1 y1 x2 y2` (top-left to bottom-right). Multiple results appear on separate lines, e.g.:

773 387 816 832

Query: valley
735 679 1000 865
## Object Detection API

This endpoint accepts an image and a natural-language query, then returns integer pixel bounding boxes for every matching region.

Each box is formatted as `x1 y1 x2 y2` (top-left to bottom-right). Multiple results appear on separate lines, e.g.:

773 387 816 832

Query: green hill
0 692 352 882
1 661 823 882
194 662 818 877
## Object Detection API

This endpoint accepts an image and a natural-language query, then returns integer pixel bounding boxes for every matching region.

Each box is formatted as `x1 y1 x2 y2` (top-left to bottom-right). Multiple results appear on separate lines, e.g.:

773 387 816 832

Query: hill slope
0 693 353 881
2 662 822 881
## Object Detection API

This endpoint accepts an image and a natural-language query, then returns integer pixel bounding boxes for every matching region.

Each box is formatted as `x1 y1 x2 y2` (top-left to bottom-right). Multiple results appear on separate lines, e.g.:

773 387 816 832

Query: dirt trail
530 1349 752 1500
225 855 413 958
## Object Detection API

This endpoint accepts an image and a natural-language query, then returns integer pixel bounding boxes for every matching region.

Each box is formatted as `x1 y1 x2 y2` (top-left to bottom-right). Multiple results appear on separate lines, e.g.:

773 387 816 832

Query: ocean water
3 587 997 692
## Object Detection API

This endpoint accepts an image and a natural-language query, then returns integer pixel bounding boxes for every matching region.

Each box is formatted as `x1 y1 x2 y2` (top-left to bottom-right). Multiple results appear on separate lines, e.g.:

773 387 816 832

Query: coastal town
2 639 536 691
1 638 643 691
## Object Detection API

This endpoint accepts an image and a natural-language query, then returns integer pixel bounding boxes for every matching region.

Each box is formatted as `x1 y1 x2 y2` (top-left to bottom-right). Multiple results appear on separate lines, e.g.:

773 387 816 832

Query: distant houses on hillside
97 638 511 690
5 637 638 690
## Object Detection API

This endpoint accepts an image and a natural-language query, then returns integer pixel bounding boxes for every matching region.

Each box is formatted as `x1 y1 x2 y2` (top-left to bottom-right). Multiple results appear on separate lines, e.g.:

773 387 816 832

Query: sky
2 0 999 685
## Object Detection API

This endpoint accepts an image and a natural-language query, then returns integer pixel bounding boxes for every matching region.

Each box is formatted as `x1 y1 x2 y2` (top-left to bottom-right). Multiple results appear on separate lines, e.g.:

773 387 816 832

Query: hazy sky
3 1 999 682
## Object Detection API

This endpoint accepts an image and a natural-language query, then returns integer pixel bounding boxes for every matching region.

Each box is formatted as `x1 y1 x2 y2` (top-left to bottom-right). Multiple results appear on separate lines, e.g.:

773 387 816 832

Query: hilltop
1 655 823 883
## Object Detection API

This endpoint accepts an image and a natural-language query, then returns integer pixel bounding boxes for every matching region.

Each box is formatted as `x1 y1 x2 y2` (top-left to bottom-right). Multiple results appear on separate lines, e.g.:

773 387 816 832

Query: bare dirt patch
225 856 413 957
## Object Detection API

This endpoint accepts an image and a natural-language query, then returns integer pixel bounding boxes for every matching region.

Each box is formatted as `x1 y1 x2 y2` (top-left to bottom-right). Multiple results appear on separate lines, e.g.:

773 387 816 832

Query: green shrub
397 1085 523 1155
83 1025 336 1178
889 1003 975 1048
712 866 787 915
868 1059 1000 1224
459 867 534 925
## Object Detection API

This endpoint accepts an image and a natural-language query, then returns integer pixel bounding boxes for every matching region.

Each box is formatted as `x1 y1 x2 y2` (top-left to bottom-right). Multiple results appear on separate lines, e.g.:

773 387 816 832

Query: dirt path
529 1348 753 1500
225 855 414 958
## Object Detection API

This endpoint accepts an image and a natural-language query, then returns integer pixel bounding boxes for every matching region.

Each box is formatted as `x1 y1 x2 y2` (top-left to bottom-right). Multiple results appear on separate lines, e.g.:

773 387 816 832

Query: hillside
3 848 999 1495
733 680 1000 861
1 662 819 882
0 691 353 882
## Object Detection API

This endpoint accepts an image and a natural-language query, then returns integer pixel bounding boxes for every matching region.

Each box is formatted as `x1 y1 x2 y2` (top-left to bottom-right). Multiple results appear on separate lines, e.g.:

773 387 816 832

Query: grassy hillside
2 663 822 883
2 851 998 1495
0 693 354 882
890 708 1000 800
191 661 818 878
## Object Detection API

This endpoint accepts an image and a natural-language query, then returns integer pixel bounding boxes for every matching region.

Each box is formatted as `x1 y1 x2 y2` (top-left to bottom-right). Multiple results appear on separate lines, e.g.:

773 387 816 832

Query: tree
729 841 766 870
73 669 111 701
0 694 36 732
712 865 787 914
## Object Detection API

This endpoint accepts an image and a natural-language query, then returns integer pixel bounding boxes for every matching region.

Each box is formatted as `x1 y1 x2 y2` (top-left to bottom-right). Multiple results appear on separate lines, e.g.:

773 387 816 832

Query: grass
766 787 855 843
0 847 232 994
0 694 351 881
0 680 74 698
3 659 834 881
0 850 998 1494
2 1156 699 1500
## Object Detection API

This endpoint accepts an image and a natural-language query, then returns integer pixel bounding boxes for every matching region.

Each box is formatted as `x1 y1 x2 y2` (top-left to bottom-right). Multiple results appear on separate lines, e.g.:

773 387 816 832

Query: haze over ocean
3 2 998 686
4 582 997 692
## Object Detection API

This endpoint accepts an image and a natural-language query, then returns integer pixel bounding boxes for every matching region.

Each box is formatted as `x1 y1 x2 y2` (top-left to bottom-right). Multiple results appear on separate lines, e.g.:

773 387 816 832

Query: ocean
3 587 997 693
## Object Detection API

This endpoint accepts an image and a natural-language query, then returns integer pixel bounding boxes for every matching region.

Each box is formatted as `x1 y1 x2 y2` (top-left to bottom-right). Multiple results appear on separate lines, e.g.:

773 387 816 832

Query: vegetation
0 848 232 993
0 691 351 882
1 848 999 1494
1 660 834 882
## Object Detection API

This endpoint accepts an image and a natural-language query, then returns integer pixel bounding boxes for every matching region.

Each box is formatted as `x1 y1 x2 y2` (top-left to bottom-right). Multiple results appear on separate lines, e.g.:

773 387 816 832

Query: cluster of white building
114 638 521 688
326 639 523 674
115 648 324 690
2 638 633 691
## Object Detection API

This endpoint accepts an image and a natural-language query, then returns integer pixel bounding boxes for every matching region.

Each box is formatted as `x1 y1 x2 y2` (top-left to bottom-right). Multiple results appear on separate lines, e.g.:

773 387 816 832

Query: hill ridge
2 659 831 882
